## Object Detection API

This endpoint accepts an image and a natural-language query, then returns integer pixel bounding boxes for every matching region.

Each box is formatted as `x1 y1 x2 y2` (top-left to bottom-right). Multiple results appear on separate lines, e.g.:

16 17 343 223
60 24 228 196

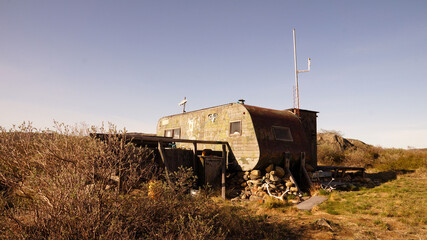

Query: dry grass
318 131 427 171
1 125 425 239
0 122 298 240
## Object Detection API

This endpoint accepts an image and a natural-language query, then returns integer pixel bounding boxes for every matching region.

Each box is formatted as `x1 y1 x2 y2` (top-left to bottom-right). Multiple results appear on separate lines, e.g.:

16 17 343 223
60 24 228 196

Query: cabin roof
285 108 319 114
160 103 318 119
160 103 234 118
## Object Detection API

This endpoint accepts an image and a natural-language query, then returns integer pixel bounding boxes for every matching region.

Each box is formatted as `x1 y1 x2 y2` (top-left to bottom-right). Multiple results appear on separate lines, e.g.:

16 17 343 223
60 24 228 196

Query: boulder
265 164 274 173
249 174 260 180
251 170 261 177
270 175 280 182
275 166 285 178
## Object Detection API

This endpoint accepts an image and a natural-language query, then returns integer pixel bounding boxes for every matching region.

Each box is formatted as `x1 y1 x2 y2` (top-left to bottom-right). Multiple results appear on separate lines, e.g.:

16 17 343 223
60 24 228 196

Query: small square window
273 126 293 141
230 121 242 135
173 128 180 139
165 128 181 139
164 129 173 138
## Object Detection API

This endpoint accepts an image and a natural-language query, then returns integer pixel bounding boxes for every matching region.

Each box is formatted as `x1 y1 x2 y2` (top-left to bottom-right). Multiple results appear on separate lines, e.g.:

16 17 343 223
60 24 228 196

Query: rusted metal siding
244 105 311 169
157 103 260 170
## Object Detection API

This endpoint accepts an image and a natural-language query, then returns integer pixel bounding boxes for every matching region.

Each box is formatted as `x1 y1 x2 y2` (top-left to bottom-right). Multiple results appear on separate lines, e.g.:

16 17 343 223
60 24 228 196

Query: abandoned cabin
157 101 318 174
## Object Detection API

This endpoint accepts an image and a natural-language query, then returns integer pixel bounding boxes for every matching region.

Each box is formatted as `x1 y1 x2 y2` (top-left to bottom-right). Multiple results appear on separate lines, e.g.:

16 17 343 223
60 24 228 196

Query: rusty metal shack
157 102 318 172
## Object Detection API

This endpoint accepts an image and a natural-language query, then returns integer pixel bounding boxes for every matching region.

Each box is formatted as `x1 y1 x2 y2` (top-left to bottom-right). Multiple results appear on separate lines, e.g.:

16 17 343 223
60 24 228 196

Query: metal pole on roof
292 28 311 117
293 28 299 116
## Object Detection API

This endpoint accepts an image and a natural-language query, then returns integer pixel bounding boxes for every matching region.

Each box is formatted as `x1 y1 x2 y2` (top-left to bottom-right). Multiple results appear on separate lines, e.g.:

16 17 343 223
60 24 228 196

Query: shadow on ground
365 170 414 188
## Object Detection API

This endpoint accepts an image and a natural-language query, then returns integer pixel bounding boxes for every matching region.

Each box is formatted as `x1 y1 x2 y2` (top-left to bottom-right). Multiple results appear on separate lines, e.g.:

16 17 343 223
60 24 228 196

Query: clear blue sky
1 1 426 148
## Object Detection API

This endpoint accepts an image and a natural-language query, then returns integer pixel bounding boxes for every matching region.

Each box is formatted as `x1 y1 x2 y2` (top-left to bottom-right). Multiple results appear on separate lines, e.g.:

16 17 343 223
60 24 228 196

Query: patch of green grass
263 197 290 209
373 219 391 230
318 189 330 196
320 171 426 225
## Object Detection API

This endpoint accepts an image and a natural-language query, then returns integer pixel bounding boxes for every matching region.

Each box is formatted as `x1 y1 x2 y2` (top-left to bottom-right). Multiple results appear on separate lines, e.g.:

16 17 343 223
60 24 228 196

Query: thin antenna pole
292 85 296 109
293 28 300 116
292 28 311 117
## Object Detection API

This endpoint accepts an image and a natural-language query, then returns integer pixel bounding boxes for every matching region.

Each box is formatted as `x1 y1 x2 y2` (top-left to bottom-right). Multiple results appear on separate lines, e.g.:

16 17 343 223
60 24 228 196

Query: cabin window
173 128 181 139
273 126 293 142
230 121 242 135
164 128 181 139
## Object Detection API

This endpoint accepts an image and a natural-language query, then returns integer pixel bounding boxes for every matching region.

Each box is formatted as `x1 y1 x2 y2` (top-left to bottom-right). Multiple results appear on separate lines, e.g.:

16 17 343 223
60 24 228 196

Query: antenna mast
292 28 311 117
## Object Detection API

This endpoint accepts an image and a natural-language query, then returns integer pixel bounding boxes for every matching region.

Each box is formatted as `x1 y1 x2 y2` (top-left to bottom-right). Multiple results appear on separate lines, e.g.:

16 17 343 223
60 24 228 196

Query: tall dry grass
0 122 296 239
317 131 426 171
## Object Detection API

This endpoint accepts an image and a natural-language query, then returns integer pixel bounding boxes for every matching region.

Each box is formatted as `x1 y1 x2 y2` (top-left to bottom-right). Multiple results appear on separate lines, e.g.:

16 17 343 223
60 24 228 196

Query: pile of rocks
236 164 301 201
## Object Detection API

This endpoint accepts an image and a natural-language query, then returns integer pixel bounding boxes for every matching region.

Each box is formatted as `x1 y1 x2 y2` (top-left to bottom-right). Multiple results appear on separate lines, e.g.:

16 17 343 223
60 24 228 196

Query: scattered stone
270 174 280 182
275 166 285 178
233 164 306 203
265 164 274 173
251 170 261 177
243 174 249 181
312 218 334 231
249 174 260 180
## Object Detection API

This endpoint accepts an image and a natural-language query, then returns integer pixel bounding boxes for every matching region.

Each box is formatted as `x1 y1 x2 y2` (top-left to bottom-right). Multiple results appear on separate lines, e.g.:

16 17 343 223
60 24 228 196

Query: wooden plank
157 141 170 183
316 165 365 171
96 133 228 145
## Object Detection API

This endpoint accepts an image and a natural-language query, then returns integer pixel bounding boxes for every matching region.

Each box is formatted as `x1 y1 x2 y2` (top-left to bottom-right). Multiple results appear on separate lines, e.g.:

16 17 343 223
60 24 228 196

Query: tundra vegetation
0 122 297 239
0 125 425 239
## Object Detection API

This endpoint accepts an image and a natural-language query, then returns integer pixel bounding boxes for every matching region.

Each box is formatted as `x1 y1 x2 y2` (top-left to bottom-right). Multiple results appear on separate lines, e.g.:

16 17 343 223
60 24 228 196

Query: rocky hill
317 132 371 152
316 132 377 168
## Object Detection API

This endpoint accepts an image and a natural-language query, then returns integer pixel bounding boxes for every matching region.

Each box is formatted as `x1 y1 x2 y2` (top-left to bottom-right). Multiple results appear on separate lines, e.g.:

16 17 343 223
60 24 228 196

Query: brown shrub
0 122 296 239
317 144 345 166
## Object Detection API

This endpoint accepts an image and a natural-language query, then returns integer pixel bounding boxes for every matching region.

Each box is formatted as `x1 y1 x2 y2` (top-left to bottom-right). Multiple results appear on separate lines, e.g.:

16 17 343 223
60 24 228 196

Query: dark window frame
164 128 181 139
272 126 293 142
229 121 242 136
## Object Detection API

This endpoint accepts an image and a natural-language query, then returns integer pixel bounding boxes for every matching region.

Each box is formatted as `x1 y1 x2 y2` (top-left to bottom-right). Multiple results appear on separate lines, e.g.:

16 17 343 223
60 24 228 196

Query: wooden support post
221 144 227 199
300 152 313 189
158 141 170 183
193 142 198 177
